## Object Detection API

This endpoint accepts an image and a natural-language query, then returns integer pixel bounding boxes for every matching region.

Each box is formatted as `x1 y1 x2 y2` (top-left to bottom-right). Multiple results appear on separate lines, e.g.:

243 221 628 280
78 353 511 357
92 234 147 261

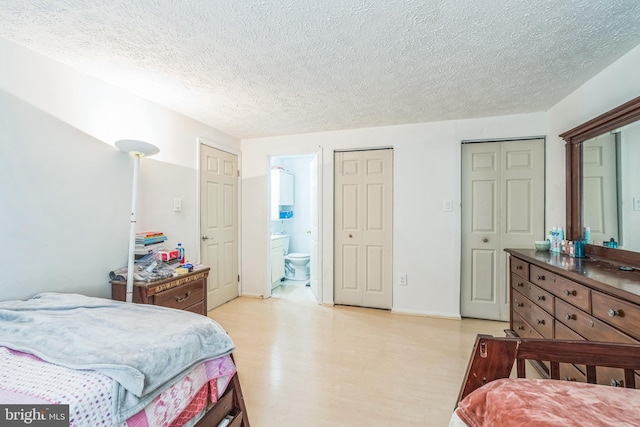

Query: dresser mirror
560 95 640 266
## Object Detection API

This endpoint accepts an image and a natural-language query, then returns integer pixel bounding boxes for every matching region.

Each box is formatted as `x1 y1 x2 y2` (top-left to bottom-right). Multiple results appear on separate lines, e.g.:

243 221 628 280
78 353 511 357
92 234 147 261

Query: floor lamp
115 139 160 303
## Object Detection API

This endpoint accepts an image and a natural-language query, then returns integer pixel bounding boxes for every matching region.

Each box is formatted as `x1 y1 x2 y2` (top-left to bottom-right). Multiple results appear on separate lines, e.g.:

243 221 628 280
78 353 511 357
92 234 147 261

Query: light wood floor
209 286 508 427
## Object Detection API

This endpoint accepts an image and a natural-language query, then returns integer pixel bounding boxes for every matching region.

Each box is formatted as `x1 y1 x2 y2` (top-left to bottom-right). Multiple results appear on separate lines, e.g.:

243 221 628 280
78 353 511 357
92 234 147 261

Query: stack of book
135 231 168 257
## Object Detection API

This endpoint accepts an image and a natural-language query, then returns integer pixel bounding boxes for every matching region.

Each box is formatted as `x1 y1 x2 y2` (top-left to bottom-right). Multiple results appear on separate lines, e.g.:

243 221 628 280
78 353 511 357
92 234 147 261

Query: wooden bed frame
456 334 640 406
195 368 250 427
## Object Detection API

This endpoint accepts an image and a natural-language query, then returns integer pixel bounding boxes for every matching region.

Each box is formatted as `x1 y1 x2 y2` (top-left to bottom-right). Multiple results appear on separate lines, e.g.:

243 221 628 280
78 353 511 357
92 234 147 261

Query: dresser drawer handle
516 302 524 307
516 282 524 287
516 265 523 270
563 377 576 382
517 325 525 330
175 291 192 303
537 295 545 301
565 313 575 321
608 308 620 317
565 290 576 296
537 275 545 281
536 319 545 325
610 378 622 387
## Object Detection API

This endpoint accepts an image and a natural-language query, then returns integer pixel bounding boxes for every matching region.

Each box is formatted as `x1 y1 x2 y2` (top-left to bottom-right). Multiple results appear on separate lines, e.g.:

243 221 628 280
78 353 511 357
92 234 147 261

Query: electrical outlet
174 198 182 212
634 197 640 212
399 274 408 286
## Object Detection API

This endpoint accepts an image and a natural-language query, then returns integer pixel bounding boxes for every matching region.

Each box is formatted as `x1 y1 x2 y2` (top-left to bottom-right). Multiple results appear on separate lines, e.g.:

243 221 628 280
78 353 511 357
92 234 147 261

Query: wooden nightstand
111 266 210 315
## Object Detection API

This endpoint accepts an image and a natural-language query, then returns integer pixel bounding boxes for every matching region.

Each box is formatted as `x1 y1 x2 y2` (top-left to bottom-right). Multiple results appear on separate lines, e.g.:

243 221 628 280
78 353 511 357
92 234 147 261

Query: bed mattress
0 346 236 427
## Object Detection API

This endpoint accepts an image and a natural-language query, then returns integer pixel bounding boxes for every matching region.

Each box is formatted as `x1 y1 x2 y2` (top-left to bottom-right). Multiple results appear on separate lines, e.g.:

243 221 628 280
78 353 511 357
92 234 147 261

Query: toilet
285 253 310 280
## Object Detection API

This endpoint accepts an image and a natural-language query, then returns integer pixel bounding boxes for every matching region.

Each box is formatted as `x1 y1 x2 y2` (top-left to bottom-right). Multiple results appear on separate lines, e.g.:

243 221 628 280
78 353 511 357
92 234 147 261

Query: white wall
546 43 640 232
0 88 130 300
0 37 239 301
242 42 640 318
241 113 547 317
0 37 239 169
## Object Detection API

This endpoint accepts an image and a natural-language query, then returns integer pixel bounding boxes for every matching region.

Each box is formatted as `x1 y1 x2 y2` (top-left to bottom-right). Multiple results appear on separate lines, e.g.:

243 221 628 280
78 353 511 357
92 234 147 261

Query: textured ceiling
1 1 640 139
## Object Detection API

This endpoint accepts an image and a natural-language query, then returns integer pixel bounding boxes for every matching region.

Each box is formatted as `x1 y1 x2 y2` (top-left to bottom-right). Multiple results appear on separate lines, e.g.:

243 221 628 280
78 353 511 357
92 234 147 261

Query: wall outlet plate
634 197 640 212
174 198 182 212
399 274 408 286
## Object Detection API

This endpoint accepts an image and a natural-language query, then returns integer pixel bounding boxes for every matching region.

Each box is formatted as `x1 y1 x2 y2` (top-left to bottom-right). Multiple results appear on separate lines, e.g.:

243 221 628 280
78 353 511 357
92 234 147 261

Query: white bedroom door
200 144 239 311
334 149 393 310
461 139 544 321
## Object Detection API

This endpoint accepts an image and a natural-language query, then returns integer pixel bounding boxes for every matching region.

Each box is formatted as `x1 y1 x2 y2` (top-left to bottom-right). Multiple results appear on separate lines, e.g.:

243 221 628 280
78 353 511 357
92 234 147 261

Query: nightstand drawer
155 280 204 311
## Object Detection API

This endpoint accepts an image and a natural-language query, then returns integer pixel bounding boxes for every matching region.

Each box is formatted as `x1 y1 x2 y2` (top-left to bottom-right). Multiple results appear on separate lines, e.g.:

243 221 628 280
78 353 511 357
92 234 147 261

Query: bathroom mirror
561 95 640 265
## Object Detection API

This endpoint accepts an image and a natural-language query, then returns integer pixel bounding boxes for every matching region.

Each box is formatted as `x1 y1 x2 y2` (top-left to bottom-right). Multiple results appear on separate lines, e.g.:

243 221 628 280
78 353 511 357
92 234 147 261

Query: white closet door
334 149 393 309
461 139 544 321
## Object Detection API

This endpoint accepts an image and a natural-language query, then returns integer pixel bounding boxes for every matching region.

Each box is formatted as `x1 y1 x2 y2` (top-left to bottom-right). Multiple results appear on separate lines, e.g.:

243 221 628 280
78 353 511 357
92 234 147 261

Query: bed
0 292 250 427
450 335 640 426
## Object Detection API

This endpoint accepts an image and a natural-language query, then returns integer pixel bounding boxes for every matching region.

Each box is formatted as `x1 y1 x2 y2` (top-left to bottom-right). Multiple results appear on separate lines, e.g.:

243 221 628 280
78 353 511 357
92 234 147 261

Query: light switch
174 198 182 212
443 200 453 212
634 197 640 212
399 274 408 286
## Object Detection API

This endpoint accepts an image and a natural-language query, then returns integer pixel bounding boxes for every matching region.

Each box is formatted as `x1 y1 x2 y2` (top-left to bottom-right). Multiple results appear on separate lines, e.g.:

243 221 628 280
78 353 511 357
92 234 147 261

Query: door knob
482 238 488 243
349 234 353 238
202 235 209 240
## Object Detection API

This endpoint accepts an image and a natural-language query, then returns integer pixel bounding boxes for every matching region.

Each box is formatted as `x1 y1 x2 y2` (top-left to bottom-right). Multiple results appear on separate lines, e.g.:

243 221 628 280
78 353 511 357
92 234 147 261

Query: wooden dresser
111 267 210 316
506 249 640 387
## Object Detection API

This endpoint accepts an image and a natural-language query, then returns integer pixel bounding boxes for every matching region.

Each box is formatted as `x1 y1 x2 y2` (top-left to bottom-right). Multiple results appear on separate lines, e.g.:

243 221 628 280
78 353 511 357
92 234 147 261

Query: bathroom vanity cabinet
270 235 287 287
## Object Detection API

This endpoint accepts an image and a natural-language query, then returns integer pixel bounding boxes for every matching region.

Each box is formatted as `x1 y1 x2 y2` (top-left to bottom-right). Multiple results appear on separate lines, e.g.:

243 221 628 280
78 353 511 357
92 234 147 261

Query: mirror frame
560 95 640 266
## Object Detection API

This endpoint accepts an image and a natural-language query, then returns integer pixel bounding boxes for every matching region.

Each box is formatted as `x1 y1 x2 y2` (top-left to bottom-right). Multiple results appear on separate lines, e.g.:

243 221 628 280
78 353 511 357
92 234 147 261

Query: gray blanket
0 292 235 423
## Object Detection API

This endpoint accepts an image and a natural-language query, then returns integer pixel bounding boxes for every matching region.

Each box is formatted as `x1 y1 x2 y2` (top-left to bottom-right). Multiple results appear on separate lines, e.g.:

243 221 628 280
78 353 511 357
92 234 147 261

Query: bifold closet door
334 149 393 309
461 139 544 321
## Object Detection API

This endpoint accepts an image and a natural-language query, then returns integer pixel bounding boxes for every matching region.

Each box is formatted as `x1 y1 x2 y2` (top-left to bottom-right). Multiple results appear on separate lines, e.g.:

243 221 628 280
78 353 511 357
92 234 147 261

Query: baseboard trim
391 308 461 320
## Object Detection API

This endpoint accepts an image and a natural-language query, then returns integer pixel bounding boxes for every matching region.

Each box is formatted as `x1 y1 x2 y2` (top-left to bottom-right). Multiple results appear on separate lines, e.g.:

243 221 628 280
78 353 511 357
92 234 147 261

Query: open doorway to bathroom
268 153 320 302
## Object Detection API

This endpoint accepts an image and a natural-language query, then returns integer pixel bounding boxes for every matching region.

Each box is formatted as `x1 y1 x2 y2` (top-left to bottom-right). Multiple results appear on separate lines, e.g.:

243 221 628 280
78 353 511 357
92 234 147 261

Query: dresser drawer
553 275 591 312
513 290 553 338
554 319 584 340
512 312 543 339
553 320 638 387
529 265 555 293
593 367 640 389
512 274 554 315
552 321 586 382
555 298 638 344
559 362 587 383
592 290 640 341
510 257 529 280
154 279 204 311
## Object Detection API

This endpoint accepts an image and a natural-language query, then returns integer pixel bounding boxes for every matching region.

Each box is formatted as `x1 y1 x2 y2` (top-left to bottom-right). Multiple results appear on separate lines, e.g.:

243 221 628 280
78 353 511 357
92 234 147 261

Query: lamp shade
115 139 160 157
